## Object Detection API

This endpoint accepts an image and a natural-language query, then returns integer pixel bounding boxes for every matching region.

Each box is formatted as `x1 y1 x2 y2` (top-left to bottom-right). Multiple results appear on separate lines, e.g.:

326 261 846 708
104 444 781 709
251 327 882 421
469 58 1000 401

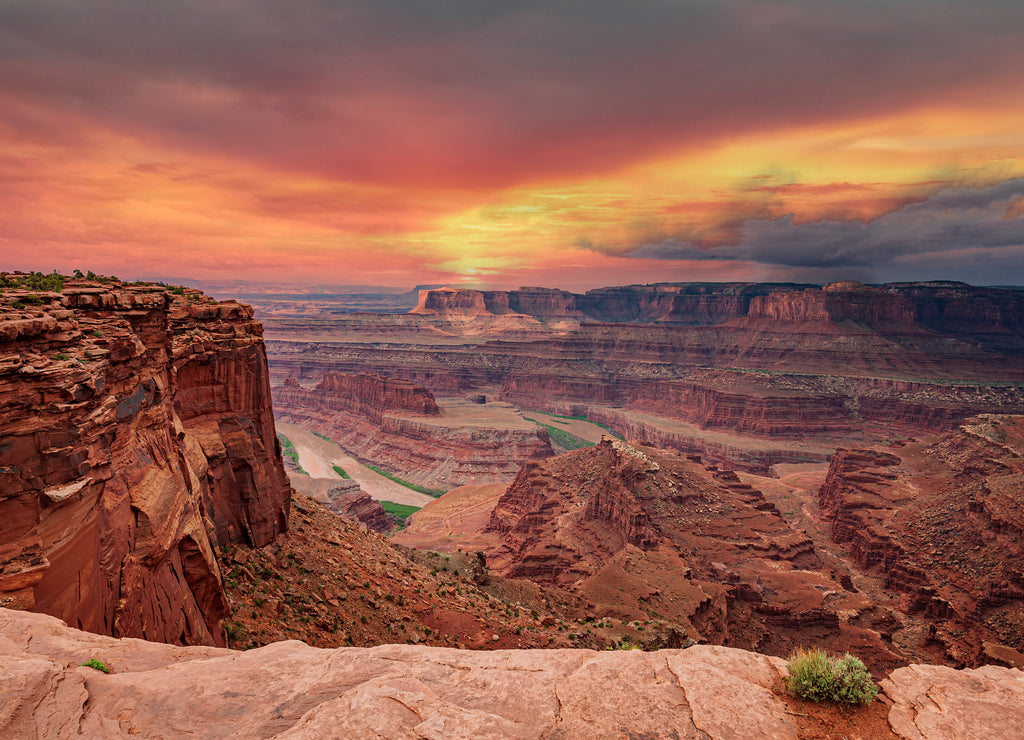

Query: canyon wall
410 281 1024 343
272 373 552 488
819 415 1024 667
266 281 1024 471
0 281 290 647
290 372 442 422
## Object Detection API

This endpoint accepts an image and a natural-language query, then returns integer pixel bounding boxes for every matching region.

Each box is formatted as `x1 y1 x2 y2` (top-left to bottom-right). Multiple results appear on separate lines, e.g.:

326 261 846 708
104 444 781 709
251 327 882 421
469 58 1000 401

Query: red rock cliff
819 416 1024 667
0 279 289 647
312 371 442 422
747 283 916 326
409 287 491 316
483 439 904 666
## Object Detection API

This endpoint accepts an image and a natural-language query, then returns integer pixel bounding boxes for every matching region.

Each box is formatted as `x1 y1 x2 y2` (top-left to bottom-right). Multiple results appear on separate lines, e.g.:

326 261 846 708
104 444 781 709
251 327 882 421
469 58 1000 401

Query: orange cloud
2 2 1024 287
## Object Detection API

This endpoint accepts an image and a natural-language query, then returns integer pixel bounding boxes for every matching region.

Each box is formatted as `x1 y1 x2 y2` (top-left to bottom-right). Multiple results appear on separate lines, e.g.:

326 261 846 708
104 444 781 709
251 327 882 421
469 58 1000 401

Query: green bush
523 417 594 450
365 464 445 497
786 647 878 705
380 500 421 525
81 658 111 673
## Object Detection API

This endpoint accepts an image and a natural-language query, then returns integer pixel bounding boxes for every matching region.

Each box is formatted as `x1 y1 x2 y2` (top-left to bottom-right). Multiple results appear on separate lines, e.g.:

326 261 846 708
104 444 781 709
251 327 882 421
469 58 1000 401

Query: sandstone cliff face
577 282 801 324
0 281 289 647
410 286 492 316
409 282 1024 347
306 372 441 421
747 284 917 327
411 286 584 320
819 415 1024 667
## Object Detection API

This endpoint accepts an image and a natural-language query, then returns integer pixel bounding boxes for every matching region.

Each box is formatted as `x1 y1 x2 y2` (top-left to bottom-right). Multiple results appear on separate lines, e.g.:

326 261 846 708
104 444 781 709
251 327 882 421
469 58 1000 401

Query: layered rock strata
0 280 289 646
321 482 390 532
819 415 1024 666
410 280 1024 346
266 282 1024 471
484 438 900 667
273 373 551 488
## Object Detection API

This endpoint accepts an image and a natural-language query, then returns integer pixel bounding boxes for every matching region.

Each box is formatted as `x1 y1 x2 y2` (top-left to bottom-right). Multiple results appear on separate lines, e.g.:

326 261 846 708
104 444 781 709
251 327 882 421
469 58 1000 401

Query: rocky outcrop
0 280 289 647
5 606 1023 739
819 416 1024 666
882 662 1024 740
321 482 390 532
484 439 899 667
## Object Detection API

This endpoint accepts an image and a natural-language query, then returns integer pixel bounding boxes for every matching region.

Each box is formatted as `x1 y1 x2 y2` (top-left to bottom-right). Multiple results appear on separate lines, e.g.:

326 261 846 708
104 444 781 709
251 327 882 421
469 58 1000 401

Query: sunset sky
2 0 1024 290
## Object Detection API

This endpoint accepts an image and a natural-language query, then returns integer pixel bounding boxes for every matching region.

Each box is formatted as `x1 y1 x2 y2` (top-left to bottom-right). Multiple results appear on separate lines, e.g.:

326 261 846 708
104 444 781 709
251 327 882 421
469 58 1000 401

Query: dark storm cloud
1 0 1023 189
629 178 1024 269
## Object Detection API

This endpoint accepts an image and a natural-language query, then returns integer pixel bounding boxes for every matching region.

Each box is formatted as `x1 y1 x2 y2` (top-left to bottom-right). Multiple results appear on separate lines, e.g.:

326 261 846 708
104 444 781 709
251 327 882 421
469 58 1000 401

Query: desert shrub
81 658 111 673
786 647 878 705
365 464 445 496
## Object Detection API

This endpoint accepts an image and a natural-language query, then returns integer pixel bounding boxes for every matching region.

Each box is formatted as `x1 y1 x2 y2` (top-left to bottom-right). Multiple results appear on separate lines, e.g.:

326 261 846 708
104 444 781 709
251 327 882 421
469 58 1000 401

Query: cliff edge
0 278 290 647
2 607 1022 739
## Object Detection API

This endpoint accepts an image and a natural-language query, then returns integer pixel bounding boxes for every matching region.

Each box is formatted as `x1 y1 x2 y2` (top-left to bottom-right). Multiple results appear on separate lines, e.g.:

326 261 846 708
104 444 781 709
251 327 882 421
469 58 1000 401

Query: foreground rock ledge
2 609 1023 739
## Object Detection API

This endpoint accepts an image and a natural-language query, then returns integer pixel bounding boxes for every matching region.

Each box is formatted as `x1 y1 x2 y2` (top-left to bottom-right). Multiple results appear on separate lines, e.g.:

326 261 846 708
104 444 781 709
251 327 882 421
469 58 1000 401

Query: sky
2 0 1024 290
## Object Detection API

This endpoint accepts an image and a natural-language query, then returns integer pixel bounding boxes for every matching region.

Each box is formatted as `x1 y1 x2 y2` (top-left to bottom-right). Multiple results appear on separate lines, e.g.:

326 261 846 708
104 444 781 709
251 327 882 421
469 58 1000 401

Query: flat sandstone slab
3 608 1022 739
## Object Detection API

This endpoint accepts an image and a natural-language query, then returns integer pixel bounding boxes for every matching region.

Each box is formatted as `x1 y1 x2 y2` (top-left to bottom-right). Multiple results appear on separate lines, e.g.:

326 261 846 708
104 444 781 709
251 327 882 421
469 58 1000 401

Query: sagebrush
785 647 878 705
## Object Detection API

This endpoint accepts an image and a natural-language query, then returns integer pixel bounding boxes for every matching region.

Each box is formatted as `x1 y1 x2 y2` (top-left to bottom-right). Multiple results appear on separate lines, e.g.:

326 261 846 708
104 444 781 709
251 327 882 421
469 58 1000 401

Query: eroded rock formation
273 373 551 488
484 438 901 667
0 281 290 646
819 415 1024 667
266 281 1024 471
321 482 390 532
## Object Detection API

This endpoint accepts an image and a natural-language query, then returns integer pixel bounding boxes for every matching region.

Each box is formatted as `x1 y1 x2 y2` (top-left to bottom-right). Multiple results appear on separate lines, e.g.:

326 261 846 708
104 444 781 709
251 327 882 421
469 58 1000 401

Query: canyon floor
277 420 434 507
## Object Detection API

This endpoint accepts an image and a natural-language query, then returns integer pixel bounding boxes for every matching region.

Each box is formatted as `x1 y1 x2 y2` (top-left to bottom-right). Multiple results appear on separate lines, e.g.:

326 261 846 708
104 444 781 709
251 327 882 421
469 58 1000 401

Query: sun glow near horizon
2 0 1024 288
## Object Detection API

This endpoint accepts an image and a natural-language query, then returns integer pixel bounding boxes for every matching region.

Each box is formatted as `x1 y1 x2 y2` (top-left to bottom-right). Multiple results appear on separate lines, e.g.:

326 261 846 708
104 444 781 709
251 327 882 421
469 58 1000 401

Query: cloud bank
0 0 1023 286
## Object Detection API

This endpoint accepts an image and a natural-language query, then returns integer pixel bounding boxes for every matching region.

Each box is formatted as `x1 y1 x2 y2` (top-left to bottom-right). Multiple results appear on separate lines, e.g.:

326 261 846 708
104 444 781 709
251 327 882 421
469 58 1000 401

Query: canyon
273 373 551 491
4 273 1024 737
265 281 1024 477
